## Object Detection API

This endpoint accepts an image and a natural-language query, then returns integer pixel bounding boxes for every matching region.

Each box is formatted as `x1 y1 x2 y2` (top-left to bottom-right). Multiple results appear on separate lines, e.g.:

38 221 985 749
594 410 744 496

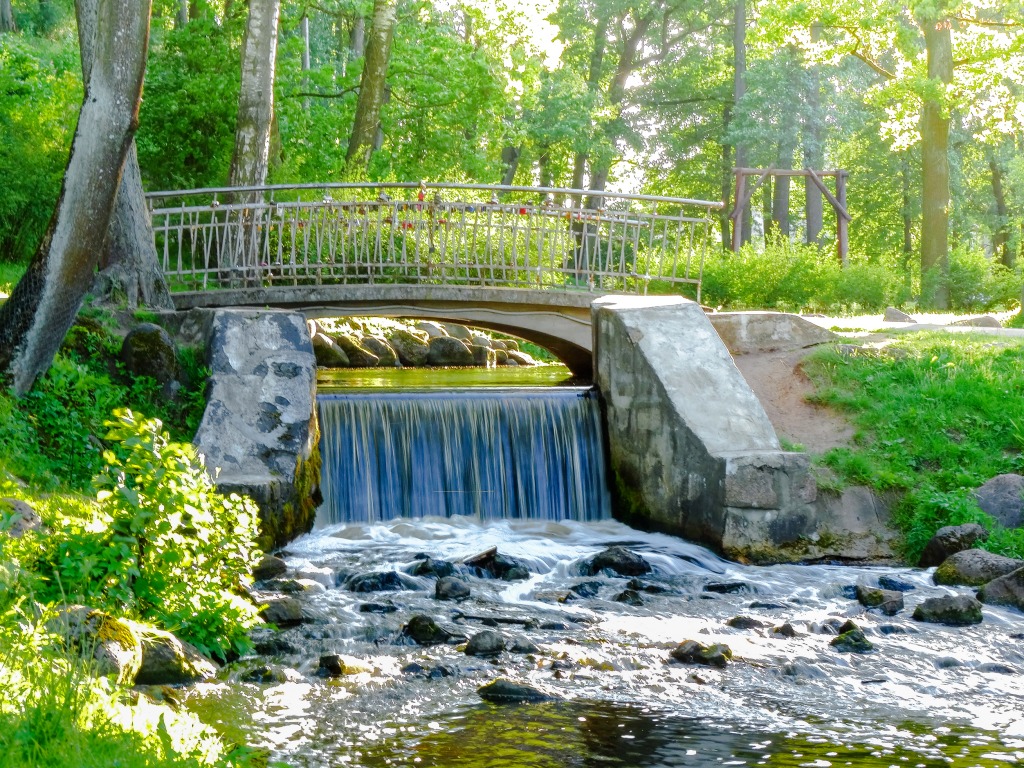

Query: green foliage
945 246 1022 311
30 410 262 659
0 31 81 261
0 606 263 768
700 239 898 313
805 334 1024 559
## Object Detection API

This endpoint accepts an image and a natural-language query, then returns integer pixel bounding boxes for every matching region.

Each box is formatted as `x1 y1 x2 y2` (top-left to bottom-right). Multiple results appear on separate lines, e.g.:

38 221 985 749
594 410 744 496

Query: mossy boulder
387 329 430 366
669 640 732 667
362 336 399 367
913 594 983 626
333 334 380 367
934 549 1024 587
312 333 350 367
977 567 1024 612
120 322 179 385
135 628 219 685
427 336 474 366
49 606 142 684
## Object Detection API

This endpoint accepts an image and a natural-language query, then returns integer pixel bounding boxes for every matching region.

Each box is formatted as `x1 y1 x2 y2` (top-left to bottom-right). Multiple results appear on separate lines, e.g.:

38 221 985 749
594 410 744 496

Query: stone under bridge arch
170 284 599 376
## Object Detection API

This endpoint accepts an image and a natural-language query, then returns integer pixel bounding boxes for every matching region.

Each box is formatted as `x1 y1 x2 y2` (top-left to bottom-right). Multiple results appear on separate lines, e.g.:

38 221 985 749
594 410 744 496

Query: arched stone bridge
170 283 598 375
150 182 721 375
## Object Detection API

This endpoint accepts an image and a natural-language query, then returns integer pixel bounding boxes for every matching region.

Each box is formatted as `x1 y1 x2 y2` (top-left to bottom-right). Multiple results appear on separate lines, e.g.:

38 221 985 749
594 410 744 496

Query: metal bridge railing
146 182 721 302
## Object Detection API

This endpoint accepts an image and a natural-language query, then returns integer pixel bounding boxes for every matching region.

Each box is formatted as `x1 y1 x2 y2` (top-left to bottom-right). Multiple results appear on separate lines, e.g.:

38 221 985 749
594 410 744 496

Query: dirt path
733 347 854 455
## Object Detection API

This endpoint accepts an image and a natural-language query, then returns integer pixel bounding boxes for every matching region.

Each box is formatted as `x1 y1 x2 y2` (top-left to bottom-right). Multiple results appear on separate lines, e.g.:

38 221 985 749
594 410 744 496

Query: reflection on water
318 365 577 391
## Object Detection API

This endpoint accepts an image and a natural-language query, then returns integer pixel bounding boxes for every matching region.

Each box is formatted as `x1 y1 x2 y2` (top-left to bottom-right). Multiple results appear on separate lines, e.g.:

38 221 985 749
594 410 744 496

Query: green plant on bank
16 410 263 660
0 604 265 768
804 334 1024 561
697 239 1021 315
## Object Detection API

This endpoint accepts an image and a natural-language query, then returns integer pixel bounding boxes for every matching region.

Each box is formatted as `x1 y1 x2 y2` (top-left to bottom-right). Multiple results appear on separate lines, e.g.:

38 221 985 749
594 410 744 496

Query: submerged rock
614 589 645 606
582 546 652 577
877 575 915 593
401 614 463 645
773 622 799 638
978 567 1024 612
669 640 732 668
934 549 1023 587
830 627 873 653
408 557 456 579
508 636 540 654
465 630 506 656
435 576 471 601
913 594 983 626
727 616 766 630
359 601 398 614
569 581 603 599
259 596 307 627
855 585 904 615
462 547 530 580
704 581 751 594
347 571 407 592
317 654 346 677
477 678 559 703
919 524 990 567
240 664 287 684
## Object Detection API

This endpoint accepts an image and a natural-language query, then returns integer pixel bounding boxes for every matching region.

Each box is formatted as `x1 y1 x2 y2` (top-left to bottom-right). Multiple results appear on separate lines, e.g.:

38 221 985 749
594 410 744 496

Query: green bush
700 240 896 313
33 410 263 659
946 246 1022 311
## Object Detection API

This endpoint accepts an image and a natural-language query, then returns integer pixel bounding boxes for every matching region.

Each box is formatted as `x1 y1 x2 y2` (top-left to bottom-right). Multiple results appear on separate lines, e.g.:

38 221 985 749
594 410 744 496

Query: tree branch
285 86 359 100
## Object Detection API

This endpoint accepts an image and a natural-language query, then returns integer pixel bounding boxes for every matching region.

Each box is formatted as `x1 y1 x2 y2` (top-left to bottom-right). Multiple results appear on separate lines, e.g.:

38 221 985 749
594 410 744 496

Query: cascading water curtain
317 389 612 524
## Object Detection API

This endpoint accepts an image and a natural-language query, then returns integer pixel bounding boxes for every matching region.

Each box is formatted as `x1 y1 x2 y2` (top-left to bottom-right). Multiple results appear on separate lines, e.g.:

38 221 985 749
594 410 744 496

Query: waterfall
317 388 611 524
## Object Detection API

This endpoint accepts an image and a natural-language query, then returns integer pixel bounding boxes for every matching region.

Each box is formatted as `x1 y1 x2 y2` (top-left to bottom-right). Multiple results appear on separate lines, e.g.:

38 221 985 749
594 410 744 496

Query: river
183 366 1024 767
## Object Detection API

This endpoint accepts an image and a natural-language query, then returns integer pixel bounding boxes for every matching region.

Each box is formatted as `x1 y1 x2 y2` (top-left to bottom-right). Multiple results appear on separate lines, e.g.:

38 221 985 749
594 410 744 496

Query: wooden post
836 171 848 266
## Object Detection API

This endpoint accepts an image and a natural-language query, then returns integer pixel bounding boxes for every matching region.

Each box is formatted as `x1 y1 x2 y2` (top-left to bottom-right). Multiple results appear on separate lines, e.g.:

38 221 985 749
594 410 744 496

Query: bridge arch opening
305 309 591 379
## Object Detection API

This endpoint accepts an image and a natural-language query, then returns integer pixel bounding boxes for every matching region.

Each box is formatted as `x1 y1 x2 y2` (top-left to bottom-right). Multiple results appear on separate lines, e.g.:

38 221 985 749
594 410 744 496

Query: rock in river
582 546 652 577
855 584 904 615
913 594 983 626
436 576 471 601
465 630 506 656
669 640 732 668
978 567 1024 612
478 678 559 703
919 523 989 568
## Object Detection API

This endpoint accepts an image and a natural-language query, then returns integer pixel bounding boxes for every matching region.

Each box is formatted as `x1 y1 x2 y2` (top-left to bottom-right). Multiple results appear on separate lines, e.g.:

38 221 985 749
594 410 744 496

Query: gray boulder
362 336 399 367
442 323 473 341
920 523 990 567
974 474 1024 529
49 606 142 684
883 307 915 323
387 329 430 367
506 349 538 366
427 336 474 366
415 321 448 339
855 584 904 615
978 566 1024 612
470 333 493 348
934 549 1024 587
1 498 42 538
951 315 1002 328
311 332 350 367
503 339 520 351
253 554 288 581
913 594 983 626
334 334 380 367
347 571 406 592
135 629 219 685
830 627 873 653
259 596 307 627
120 323 178 385
465 629 506 656
470 344 496 367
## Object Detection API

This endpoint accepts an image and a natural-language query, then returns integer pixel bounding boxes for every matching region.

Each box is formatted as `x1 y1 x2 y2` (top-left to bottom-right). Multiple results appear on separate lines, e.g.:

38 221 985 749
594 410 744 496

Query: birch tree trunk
918 13 952 309
346 0 397 173
0 0 151 395
0 0 16 32
228 0 280 189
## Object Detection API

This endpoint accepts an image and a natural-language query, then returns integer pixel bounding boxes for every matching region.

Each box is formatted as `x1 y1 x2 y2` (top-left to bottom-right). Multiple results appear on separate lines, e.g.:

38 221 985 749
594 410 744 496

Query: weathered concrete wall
193 309 320 551
593 295 821 561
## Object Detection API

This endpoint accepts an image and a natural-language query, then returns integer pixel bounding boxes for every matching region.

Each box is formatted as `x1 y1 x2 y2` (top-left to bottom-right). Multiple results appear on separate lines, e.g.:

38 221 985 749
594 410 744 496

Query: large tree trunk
901 152 914 265
1 0 17 32
500 145 520 187
78 3 171 310
228 0 280 189
803 25 824 246
733 0 751 246
918 14 952 309
345 0 397 173
0 0 151 395
989 149 1012 268
93 144 174 310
